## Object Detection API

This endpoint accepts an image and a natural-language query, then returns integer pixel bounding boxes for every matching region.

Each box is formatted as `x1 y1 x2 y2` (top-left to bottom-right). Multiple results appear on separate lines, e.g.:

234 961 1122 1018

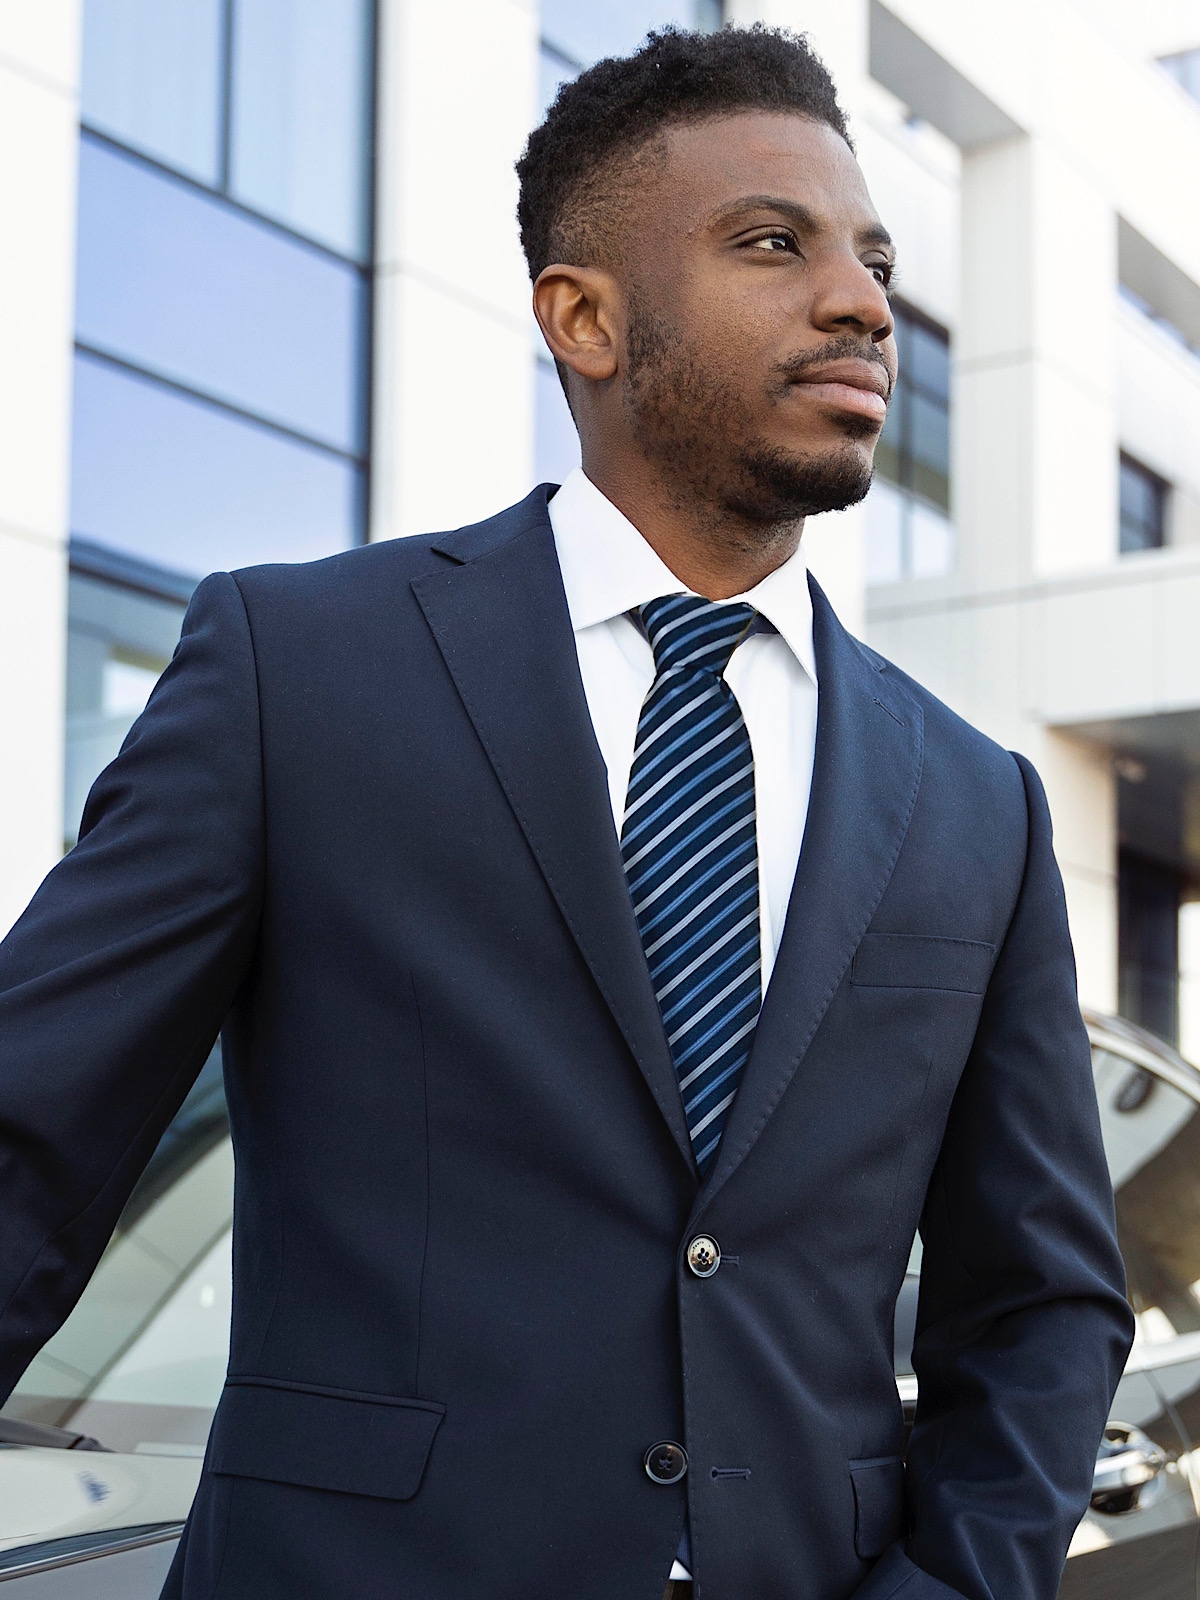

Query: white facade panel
0 4 80 935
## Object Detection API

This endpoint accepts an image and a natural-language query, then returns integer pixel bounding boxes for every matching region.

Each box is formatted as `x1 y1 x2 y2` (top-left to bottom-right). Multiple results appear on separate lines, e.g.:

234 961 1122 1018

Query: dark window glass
1120 851 1182 1045
908 321 949 401
81 0 223 184
1119 453 1167 553
230 0 375 260
76 136 366 452
70 352 362 578
875 301 950 513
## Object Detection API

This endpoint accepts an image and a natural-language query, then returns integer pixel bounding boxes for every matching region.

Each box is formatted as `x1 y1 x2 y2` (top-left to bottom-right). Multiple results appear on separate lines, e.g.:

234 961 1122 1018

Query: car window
0 1045 233 1558
1092 1047 1200 1344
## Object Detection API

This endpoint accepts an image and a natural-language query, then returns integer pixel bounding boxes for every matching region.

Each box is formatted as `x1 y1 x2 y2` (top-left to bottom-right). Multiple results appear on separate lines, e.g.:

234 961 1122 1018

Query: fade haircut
516 25 851 284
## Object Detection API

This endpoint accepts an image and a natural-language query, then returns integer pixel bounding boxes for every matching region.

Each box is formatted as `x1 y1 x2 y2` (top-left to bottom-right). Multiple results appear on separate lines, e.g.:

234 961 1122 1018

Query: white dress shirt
549 470 819 1584
548 467 819 992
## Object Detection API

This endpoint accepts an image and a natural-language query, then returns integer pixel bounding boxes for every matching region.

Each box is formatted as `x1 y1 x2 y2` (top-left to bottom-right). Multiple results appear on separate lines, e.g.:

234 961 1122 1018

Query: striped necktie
621 594 761 1177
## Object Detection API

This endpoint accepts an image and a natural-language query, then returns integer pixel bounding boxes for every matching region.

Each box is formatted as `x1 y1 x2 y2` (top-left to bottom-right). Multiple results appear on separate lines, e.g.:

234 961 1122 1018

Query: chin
728 437 876 524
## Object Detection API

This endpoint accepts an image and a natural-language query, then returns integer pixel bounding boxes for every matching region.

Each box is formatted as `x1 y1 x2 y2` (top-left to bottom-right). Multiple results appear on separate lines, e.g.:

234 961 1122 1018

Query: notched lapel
703 581 925 1201
411 497 696 1175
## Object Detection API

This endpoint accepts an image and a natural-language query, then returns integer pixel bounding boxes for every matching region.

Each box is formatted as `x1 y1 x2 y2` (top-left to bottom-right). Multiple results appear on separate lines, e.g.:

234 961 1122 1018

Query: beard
622 300 877 533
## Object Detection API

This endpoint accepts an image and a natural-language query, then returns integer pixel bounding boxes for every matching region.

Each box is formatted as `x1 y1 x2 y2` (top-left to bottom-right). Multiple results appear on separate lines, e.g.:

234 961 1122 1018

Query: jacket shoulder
861 639 1026 803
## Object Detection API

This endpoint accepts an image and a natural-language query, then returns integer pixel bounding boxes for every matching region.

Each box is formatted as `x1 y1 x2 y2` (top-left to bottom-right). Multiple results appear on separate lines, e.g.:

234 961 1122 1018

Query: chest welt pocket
851 934 995 994
849 1455 906 1558
208 1378 445 1500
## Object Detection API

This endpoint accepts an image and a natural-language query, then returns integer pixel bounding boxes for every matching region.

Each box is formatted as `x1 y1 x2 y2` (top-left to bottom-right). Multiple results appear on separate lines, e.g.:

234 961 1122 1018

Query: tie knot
640 594 756 679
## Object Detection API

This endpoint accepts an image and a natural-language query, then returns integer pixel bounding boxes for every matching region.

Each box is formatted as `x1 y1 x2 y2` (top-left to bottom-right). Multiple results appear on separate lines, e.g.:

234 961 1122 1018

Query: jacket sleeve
0 571 264 1401
854 753 1135 1600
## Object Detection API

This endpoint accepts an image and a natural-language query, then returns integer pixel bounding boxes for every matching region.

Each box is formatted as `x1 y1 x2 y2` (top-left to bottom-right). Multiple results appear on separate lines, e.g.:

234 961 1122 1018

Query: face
596 112 897 527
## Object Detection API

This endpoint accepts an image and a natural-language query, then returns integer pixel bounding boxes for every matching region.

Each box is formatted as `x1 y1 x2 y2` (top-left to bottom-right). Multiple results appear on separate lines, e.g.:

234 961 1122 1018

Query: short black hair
516 25 851 283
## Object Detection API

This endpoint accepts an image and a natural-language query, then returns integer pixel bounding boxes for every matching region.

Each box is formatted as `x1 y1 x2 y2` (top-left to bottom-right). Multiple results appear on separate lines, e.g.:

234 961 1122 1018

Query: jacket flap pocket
209 1378 445 1500
851 934 995 993
849 1455 906 1559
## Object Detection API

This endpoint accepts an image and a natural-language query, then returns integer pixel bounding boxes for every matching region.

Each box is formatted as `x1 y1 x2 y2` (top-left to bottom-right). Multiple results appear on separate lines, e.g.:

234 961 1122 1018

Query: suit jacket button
686 1235 721 1277
644 1442 688 1484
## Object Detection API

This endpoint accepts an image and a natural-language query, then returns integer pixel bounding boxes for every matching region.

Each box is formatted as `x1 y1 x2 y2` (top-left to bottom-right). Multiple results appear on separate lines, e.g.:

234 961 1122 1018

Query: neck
579 451 804 601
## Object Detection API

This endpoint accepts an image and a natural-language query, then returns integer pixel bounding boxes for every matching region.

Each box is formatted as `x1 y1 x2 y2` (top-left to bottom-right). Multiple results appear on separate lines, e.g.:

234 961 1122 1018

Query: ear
533 263 620 385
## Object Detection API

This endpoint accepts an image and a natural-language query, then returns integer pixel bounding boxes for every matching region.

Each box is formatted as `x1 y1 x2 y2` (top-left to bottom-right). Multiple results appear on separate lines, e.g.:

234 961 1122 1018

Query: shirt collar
547 466 817 685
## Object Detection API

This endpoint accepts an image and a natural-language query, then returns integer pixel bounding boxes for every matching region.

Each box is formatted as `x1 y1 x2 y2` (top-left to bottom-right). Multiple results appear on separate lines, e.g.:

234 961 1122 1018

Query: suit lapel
411 490 696 1175
702 579 925 1202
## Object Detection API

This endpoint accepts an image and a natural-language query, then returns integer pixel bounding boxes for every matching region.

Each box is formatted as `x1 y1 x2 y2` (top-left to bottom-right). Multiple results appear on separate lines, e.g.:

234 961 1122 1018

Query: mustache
771 336 894 398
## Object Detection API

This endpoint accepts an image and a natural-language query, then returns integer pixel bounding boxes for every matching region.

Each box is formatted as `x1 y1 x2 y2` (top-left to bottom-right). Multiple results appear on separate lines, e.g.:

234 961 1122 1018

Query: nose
810 253 894 345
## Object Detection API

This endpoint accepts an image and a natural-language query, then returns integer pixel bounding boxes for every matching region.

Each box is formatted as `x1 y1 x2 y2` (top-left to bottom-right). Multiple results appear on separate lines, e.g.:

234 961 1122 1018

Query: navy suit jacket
0 487 1133 1600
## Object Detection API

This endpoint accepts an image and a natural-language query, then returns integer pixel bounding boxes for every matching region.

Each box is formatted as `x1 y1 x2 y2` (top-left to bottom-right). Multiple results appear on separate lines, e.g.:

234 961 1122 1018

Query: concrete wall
834 0 1200 1010
0 3 81 936
370 0 537 544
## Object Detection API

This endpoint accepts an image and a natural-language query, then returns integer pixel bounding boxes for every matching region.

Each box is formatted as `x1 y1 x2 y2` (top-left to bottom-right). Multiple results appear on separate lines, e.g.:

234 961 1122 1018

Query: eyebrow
708 194 895 254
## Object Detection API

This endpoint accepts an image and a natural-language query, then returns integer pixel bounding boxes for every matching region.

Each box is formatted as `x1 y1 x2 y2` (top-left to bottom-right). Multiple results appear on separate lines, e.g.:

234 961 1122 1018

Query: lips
790 358 890 422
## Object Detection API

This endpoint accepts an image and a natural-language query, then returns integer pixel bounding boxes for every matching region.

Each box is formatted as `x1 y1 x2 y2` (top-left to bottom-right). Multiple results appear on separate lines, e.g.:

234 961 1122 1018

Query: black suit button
686 1235 720 1277
644 1441 688 1484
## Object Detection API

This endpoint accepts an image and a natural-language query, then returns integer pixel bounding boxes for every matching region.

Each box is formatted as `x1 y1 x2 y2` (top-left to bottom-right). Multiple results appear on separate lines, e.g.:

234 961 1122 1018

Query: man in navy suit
0 26 1132 1600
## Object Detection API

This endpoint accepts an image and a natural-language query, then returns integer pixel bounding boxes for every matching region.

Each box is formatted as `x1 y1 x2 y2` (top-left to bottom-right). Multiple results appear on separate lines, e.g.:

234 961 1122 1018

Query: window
1119 453 1167 553
1120 851 1182 1045
534 1 722 485
71 352 363 580
81 0 374 258
229 0 375 260
875 301 950 512
64 557 190 848
865 301 953 583
73 0 375 586
76 136 367 451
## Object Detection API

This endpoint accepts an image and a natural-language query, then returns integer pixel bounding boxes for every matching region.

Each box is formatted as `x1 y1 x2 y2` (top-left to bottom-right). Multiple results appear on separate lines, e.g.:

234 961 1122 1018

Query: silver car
4 1015 1200 1595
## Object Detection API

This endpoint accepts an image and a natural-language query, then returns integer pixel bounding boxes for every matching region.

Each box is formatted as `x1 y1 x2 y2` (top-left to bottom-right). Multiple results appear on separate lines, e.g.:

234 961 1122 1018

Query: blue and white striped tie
621 595 761 1178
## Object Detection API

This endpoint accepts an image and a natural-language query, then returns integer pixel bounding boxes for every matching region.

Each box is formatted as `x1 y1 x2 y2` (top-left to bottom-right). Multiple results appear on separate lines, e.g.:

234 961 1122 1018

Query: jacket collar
414 488 924 1193
414 487 698 1175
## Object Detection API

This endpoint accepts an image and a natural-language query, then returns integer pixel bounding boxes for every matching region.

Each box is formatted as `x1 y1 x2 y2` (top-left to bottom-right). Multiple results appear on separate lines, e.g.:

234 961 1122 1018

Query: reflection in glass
81 0 222 184
6 1048 232 1458
230 0 374 260
71 353 362 579
76 137 367 453
1093 1047 1200 1342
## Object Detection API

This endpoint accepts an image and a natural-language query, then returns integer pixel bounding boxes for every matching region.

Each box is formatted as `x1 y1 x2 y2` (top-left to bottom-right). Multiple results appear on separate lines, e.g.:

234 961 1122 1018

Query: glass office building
65 0 376 846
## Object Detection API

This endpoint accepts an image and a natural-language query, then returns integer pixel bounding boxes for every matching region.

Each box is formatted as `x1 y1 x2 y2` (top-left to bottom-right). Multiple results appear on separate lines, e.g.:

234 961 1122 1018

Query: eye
868 259 895 291
746 229 797 254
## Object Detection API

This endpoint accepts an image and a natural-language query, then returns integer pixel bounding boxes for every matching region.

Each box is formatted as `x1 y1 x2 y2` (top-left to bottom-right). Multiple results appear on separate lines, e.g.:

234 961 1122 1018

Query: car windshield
0 1046 231 1558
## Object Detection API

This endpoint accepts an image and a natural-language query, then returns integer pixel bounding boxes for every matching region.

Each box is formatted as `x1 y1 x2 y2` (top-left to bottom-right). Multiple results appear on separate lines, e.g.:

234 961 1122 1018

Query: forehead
645 110 880 235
